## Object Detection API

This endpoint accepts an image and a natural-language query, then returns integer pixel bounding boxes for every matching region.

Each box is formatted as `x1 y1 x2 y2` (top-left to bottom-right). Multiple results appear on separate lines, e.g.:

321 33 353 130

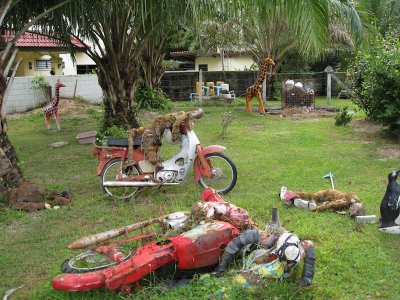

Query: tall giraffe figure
245 57 275 114
44 80 65 130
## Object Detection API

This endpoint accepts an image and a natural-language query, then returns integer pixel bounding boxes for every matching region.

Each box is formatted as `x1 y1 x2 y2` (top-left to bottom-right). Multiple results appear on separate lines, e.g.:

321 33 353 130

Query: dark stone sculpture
379 170 400 233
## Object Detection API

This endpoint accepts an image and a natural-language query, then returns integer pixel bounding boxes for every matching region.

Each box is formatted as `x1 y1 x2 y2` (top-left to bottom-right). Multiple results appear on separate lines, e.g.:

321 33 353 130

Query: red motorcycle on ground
52 218 240 293
93 109 237 199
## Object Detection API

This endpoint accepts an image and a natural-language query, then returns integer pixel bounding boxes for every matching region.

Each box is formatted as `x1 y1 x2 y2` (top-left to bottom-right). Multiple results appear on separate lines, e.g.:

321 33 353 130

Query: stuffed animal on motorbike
280 187 364 215
128 111 190 164
379 170 400 234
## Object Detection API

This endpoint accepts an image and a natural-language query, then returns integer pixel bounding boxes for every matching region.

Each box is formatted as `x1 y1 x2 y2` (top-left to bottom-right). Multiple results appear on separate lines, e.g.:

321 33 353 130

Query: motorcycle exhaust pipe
102 181 179 187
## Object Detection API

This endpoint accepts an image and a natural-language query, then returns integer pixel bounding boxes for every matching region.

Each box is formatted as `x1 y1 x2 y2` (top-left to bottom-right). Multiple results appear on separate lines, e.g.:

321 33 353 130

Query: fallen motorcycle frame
52 221 240 293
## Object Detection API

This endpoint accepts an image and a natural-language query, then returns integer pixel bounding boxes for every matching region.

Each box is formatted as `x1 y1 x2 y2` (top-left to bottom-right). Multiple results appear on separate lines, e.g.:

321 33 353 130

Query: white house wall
60 52 96 75
5 75 103 114
195 55 256 71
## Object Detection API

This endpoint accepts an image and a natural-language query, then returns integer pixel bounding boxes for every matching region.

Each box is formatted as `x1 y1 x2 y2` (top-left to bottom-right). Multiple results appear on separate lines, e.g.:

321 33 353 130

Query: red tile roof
2 31 85 49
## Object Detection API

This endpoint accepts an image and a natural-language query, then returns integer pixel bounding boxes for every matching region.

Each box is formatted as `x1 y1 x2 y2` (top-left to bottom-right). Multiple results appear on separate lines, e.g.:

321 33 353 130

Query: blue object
323 172 334 179
189 93 197 102
323 172 335 189
202 86 209 96
214 86 223 96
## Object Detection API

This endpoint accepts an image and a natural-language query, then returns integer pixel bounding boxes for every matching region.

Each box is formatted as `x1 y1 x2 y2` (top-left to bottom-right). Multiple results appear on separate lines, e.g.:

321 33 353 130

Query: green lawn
1 98 399 299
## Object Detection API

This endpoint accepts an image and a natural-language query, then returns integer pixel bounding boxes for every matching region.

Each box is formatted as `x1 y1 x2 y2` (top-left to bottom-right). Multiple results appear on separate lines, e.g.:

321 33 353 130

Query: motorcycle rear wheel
100 158 140 199
198 152 237 194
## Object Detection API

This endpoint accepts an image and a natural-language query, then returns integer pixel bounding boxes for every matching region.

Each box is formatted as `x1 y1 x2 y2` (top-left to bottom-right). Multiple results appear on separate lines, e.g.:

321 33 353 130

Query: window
36 60 51 70
198 64 208 71
28 62 33 70
77 65 96 74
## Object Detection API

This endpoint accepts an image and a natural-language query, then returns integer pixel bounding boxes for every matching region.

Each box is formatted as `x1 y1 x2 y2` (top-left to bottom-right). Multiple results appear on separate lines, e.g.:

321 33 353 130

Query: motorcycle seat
106 137 162 147
107 137 140 147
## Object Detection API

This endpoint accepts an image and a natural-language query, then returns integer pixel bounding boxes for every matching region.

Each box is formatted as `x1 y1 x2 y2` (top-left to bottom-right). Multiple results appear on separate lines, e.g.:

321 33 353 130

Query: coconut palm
359 0 400 35
45 0 214 129
237 0 363 69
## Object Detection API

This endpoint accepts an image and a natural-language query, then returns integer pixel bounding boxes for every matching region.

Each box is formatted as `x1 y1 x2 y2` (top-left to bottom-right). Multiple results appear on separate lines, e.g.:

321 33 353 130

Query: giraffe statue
44 79 65 130
245 57 275 114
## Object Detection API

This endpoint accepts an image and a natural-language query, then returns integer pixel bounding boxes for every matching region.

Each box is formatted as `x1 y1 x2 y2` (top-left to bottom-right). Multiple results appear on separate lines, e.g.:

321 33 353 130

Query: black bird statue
379 170 400 233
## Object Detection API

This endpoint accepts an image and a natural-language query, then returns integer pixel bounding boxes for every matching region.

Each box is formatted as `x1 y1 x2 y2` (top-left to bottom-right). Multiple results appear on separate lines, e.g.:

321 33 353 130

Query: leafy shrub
31 75 50 101
220 111 234 139
163 59 180 71
272 80 282 101
349 34 400 137
135 84 172 111
97 125 127 143
335 106 352 126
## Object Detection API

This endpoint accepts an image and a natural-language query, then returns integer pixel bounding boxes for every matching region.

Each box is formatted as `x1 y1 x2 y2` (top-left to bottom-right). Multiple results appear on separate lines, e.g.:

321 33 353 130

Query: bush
335 106 352 126
97 125 127 142
31 75 50 101
272 80 282 101
349 34 400 138
135 84 172 111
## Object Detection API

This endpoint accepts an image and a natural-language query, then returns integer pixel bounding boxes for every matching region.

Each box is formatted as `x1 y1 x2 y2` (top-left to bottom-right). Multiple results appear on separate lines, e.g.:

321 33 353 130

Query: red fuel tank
170 221 240 270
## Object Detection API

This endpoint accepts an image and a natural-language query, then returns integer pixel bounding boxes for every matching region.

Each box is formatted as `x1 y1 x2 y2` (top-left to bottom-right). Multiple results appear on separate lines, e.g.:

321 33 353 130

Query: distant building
2 31 95 76
169 50 257 71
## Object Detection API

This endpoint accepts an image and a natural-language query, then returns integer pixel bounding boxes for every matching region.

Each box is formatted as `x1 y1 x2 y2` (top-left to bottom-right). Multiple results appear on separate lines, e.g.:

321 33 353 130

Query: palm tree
237 0 363 69
46 0 214 129
359 0 400 35
0 0 70 192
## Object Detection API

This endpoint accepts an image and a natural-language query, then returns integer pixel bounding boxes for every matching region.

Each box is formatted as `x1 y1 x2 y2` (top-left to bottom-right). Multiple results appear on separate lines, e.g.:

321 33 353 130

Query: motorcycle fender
96 148 127 176
52 271 105 291
193 145 226 182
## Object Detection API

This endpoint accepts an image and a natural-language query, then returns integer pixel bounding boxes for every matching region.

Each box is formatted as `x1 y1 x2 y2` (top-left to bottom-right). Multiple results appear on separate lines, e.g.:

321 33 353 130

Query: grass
1 97 399 299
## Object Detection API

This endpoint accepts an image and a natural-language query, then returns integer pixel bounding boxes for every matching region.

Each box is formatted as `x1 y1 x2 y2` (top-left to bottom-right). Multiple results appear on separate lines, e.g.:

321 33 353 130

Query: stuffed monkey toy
127 111 190 164
281 187 364 214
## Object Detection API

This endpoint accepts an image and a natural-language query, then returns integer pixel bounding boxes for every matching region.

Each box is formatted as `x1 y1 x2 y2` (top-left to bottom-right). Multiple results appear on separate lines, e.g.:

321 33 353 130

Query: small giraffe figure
245 57 275 114
44 80 65 130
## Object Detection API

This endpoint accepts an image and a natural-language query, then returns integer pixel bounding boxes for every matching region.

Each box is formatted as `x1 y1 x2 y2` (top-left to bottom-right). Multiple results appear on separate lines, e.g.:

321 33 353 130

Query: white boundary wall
5 75 103 114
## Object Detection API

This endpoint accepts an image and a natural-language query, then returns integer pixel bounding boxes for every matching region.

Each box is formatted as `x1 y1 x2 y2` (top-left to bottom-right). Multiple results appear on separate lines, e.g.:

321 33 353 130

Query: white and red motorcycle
93 109 237 199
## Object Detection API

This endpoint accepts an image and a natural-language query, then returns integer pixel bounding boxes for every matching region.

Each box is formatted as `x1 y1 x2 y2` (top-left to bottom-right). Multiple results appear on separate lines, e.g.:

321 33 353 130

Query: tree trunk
220 49 227 82
139 39 167 89
0 76 23 193
97 56 141 130
140 52 166 89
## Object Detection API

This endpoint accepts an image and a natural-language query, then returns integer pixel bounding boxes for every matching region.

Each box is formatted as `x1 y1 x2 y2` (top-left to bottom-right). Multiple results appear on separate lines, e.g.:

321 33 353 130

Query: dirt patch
8 98 99 120
248 124 266 131
350 119 400 160
278 107 337 120
58 99 99 117
349 119 383 135
376 145 400 160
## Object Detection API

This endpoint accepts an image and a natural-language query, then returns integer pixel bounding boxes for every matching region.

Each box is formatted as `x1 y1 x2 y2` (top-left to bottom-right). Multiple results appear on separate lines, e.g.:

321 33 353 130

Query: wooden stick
68 215 167 250
72 79 77 100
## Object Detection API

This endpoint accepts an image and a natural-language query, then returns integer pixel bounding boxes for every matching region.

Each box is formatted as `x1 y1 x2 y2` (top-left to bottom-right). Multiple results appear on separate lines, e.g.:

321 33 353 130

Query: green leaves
350 33 400 138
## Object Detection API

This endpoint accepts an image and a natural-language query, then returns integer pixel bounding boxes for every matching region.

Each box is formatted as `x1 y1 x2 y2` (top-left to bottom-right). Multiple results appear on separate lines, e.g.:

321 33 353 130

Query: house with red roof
2 32 94 76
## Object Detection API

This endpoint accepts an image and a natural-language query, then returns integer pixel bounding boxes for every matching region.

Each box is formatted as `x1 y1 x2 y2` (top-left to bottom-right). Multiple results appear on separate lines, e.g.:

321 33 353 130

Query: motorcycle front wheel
100 158 140 199
198 152 237 194
61 247 134 274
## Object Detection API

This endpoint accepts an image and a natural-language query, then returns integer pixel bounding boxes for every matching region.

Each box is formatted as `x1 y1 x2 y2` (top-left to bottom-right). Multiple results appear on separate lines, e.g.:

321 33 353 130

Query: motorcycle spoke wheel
100 158 140 199
198 152 237 195
61 247 133 274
